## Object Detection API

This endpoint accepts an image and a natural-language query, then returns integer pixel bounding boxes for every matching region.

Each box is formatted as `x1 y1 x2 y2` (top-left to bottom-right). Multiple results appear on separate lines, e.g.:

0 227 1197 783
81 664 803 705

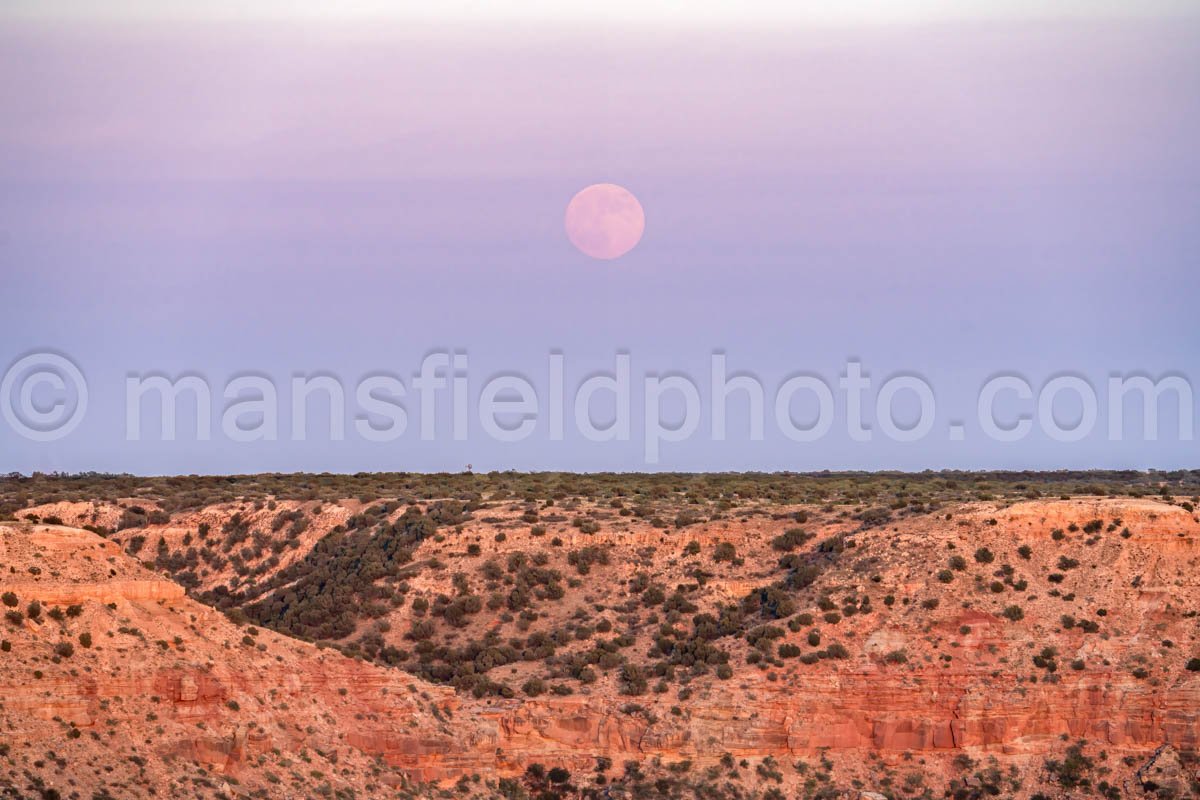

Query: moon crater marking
564 183 645 260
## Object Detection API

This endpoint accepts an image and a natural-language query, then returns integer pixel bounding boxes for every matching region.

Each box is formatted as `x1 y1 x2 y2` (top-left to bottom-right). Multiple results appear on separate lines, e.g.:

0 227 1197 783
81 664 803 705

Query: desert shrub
824 642 850 659
771 528 812 552
573 518 600 534
974 547 995 564
712 542 739 564
779 561 824 591
1032 647 1058 671
741 586 795 620
858 507 892 527
1044 743 1094 790
567 545 609 575
117 508 148 530
816 535 847 555
619 664 648 695
407 620 436 641
1002 605 1025 621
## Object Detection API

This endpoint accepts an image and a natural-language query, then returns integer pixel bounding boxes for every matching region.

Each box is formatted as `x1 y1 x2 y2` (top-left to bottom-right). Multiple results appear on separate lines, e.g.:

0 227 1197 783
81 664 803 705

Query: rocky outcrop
339 668 1199 779
1 578 185 606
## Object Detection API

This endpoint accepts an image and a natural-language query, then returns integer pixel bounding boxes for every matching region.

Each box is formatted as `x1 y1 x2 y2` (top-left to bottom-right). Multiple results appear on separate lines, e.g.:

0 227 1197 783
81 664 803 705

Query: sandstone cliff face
1 496 1198 798
289 499 1200 792
345 667 1197 776
0 524 468 796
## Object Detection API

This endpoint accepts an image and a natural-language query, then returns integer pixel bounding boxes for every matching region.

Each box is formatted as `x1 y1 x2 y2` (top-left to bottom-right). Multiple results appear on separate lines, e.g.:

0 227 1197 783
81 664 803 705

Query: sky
0 2 1197 475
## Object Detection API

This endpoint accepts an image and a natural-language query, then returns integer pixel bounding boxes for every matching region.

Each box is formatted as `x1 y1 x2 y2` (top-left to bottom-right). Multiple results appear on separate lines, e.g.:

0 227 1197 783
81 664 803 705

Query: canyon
0 474 1197 798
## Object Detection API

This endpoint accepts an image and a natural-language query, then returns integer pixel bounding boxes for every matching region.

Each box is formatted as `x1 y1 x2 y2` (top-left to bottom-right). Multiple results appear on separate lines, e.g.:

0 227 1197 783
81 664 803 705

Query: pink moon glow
564 183 645 260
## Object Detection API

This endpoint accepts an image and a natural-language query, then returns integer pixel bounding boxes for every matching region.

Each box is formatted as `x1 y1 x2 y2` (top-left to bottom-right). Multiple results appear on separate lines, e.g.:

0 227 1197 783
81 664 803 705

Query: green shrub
824 643 850 659
771 528 812 552
1002 605 1024 621
712 542 739 563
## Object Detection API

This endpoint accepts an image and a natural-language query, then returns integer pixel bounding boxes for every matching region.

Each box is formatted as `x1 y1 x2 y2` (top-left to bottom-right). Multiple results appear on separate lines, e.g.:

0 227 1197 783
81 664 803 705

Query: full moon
564 183 645 260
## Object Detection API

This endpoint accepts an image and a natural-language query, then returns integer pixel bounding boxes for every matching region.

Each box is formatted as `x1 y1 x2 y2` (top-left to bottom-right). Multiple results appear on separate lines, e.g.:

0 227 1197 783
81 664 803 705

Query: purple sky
1 11 1197 474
